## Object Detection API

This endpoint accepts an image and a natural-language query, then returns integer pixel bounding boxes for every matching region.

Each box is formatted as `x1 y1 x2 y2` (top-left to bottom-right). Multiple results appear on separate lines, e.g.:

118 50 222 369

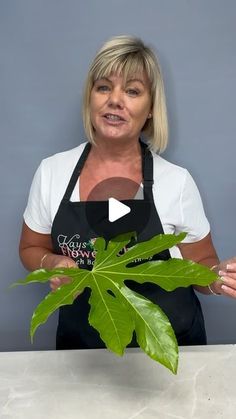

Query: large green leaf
15 232 218 374
118 286 178 374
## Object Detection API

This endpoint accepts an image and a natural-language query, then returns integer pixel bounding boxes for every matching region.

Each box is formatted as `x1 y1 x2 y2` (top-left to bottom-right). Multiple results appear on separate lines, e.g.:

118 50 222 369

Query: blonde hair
82 35 168 153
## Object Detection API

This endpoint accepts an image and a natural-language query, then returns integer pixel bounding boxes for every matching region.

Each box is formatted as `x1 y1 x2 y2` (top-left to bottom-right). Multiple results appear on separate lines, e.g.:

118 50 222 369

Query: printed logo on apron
57 234 97 266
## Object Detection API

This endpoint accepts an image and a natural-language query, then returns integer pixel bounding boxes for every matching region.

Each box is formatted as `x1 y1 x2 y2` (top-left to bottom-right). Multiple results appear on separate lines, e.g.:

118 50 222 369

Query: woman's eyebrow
126 78 145 85
95 77 111 82
94 77 146 87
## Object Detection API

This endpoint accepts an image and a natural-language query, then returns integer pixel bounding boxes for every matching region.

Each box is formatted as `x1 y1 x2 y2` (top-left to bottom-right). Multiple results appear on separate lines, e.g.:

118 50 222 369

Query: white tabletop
0 345 235 419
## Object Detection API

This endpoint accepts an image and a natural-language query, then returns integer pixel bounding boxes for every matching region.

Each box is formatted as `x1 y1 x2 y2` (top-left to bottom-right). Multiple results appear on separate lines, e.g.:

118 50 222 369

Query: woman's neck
90 137 142 163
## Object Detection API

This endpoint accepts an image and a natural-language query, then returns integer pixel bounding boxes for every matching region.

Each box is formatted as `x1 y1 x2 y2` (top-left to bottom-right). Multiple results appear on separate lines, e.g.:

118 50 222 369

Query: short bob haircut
82 35 168 153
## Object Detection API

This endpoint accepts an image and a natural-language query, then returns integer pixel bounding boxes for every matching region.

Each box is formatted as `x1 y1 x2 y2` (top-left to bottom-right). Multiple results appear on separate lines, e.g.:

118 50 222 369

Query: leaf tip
10 280 25 289
172 361 178 375
30 314 38 344
30 328 34 344
107 347 124 357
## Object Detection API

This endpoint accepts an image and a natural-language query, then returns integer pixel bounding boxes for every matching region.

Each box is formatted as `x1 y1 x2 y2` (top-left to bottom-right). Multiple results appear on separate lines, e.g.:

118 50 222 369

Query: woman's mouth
103 113 126 122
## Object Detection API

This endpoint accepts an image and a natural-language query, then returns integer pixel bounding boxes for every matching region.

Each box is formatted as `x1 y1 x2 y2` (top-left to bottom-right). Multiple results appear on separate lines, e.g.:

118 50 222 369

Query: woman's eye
96 85 110 92
126 88 139 96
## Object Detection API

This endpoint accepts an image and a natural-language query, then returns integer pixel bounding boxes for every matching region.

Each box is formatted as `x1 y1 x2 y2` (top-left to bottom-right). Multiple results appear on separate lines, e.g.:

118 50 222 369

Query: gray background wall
0 0 235 351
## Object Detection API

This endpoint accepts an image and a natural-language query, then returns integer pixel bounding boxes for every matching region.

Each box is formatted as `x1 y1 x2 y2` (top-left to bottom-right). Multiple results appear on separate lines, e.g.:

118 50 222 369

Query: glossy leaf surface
15 232 217 374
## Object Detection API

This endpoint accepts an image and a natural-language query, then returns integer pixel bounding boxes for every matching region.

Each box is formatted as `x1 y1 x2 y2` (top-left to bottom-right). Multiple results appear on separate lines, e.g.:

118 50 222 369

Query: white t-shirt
23 142 210 258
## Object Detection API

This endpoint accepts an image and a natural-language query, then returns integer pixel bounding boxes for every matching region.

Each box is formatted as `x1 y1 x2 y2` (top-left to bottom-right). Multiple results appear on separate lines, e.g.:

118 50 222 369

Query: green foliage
14 232 218 374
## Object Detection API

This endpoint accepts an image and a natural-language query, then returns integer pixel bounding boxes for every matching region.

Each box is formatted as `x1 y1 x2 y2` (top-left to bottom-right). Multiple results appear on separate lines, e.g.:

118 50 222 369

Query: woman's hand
42 254 78 292
19 223 80 294
215 258 236 298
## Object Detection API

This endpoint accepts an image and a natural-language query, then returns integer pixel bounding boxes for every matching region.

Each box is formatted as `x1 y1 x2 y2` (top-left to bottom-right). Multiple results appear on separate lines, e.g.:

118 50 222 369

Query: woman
19 35 235 350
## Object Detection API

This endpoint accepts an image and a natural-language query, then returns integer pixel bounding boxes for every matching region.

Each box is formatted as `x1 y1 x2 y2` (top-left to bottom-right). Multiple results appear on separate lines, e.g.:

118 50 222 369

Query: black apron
51 141 206 349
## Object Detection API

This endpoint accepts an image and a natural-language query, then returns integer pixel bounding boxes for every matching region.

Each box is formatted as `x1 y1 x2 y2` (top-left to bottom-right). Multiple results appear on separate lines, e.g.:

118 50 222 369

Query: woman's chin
95 131 136 144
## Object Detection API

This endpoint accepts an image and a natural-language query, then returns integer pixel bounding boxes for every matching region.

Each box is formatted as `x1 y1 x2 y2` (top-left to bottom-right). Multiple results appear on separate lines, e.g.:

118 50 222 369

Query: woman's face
89 72 152 144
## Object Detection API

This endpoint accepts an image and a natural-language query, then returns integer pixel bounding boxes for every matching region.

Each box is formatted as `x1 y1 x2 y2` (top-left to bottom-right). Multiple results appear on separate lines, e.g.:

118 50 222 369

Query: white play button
108 197 131 222
85 177 151 235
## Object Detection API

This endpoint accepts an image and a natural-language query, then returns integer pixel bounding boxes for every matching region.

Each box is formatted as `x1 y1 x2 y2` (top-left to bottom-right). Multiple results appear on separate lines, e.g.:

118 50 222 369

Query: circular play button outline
85 177 151 239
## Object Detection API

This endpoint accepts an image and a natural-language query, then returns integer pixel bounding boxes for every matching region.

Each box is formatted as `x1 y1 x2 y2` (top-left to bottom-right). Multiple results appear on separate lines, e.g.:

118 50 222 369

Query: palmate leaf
15 232 218 374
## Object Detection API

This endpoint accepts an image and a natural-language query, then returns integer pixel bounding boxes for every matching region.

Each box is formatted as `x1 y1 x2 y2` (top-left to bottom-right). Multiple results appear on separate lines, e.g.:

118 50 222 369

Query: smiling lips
103 113 126 122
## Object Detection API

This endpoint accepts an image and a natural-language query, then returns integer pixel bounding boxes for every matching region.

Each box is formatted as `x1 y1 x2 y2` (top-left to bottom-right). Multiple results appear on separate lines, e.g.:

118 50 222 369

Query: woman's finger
220 284 236 298
220 275 236 289
50 276 71 292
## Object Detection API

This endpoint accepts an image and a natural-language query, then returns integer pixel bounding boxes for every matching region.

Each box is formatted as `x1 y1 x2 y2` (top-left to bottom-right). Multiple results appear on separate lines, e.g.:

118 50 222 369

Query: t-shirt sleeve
23 160 52 234
176 169 210 243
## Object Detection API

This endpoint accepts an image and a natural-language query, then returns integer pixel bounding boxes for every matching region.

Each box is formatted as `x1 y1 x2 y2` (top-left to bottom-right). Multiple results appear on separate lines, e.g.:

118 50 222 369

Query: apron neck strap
62 140 154 202
62 142 91 202
140 140 154 199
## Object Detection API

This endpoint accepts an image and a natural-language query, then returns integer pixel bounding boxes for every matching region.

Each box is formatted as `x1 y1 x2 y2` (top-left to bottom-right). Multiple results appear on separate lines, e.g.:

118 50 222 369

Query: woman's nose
108 87 124 108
